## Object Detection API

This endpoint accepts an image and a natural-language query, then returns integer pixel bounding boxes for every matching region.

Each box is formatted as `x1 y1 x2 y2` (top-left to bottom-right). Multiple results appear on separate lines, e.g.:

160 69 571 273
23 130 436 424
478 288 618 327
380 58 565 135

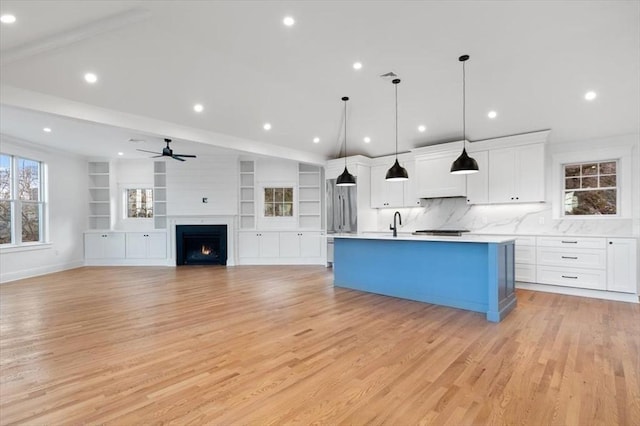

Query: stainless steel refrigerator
326 178 357 234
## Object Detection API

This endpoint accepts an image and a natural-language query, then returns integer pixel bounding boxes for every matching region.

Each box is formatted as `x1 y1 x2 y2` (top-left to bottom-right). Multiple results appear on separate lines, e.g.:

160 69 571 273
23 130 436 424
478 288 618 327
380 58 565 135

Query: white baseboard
517 282 639 304
0 260 85 284
237 257 326 266
84 258 173 266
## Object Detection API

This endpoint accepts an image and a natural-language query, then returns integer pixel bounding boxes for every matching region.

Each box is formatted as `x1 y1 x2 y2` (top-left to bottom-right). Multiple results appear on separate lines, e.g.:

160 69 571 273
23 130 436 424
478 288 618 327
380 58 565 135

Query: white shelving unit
153 161 167 229
239 161 255 229
88 161 111 230
298 163 321 229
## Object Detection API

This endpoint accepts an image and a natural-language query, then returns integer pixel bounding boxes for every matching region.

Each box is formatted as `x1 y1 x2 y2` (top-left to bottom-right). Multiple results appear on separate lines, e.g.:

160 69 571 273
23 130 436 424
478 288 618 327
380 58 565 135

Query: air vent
380 71 399 82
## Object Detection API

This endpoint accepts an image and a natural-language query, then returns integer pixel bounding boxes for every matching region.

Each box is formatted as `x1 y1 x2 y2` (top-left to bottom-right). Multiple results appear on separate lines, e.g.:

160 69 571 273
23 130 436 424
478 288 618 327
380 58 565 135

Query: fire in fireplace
176 225 227 265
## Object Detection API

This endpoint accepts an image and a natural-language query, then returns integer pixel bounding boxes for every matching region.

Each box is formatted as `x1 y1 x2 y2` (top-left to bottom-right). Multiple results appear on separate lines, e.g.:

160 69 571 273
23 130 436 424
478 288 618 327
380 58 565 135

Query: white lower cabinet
238 230 324 264
85 232 126 259
514 236 536 283
536 265 607 290
606 238 638 293
126 232 167 259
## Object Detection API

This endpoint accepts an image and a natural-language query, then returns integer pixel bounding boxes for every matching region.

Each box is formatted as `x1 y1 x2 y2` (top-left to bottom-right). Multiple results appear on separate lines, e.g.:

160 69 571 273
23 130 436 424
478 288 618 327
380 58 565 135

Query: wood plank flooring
1 266 639 425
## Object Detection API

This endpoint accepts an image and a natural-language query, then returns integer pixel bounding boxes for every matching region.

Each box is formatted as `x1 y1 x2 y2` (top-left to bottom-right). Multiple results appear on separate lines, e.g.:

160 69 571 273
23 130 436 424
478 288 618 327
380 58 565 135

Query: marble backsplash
375 198 636 237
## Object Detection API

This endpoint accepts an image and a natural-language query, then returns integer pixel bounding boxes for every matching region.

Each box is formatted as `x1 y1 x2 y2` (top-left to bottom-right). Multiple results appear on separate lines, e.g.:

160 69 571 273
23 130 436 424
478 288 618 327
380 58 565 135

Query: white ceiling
0 1 638 164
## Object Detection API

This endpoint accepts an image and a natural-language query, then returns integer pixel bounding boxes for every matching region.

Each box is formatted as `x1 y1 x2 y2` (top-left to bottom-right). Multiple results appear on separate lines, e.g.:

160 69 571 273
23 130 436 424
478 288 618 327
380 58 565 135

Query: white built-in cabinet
153 161 167 229
488 143 545 203
125 232 167 259
606 238 638 293
88 161 113 230
238 231 280 259
239 160 256 230
465 151 489 204
238 230 324 264
279 231 323 258
413 143 466 198
298 164 322 229
370 162 405 208
84 232 126 259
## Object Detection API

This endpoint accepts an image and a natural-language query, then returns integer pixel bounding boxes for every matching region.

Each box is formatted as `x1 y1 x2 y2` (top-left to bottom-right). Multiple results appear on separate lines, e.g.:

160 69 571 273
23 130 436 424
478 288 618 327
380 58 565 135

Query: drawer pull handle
561 241 578 244
562 275 578 279
561 256 578 259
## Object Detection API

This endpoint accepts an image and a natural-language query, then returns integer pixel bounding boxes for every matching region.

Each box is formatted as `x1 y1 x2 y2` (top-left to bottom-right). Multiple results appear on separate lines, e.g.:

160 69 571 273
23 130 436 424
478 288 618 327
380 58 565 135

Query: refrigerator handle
342 196 346 227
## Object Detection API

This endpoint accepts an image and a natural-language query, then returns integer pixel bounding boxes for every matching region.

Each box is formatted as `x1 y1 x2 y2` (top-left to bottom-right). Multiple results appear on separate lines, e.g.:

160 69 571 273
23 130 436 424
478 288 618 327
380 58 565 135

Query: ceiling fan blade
173 153 197 158
171 155 186 161
136 149 162 155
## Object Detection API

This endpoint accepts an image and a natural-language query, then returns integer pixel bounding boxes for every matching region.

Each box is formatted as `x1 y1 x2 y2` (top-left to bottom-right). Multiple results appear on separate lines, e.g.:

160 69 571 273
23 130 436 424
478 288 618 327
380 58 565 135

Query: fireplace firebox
176 225 227 265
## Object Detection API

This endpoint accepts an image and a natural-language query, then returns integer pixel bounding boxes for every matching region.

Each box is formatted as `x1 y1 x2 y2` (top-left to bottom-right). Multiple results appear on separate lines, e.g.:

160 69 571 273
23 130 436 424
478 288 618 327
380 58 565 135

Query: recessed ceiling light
487 110 497 119
418 125 427 132
193 103 204 113
43 127 52 133
353 62 363 70
585 91 597 101
313 137 320 143
117 152 124 156
84 73 98 84
0 14 16 24
263 123 272 130
363 136 371 143
283 16 295 26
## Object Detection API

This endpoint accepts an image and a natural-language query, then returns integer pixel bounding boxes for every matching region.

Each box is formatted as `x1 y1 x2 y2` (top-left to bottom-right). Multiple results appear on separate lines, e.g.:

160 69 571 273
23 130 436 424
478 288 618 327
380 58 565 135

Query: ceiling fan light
385 159 409 181
336 167 356 186
450 148 479 174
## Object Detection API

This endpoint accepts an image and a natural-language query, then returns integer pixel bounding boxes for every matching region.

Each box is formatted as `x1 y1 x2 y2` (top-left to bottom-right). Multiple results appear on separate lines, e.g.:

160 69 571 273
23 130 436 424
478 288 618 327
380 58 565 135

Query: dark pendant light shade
386 78 409 181
336 96 356 186
450 54 479 175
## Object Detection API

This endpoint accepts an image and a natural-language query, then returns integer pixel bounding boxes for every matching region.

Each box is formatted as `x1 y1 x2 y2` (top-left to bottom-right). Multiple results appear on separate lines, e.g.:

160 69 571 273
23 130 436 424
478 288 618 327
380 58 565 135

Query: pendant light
450 54 479 174
386 78 409 181
336 96 356 186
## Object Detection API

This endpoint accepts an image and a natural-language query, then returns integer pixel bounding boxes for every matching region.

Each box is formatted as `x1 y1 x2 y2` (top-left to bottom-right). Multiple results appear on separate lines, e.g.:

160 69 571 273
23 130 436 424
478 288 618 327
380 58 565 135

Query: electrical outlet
202 197 208 203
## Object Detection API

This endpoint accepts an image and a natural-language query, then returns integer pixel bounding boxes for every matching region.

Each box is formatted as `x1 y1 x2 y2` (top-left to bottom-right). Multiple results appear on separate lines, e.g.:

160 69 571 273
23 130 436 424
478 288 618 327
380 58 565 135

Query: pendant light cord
462 59 466 149
344 99 348 167
395 82 399 160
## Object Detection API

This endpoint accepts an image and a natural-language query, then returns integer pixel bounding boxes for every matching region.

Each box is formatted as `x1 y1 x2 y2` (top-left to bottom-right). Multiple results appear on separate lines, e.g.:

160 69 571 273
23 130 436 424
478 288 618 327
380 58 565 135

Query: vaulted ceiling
1 1 638 164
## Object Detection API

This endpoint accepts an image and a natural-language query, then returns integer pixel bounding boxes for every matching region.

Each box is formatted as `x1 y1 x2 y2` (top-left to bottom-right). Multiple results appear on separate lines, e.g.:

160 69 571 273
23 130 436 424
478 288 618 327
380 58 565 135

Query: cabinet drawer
515 263 536 283
537 247 606 269
536 236 605 249
515 246 536 264
515 236 536 246
536 265 606 290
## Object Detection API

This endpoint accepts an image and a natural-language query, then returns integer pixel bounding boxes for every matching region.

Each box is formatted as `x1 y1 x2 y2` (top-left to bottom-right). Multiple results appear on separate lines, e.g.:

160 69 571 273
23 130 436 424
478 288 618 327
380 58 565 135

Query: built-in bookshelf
88 161 111 230
298 163 321 229
239 161 255 229
153 161 167 229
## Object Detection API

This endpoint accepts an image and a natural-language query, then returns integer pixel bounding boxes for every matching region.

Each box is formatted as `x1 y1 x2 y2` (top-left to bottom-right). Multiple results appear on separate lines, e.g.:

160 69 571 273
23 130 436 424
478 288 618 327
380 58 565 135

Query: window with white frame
563 160 617 216
0 153 46 245
263 187 293 217
125 188 153 218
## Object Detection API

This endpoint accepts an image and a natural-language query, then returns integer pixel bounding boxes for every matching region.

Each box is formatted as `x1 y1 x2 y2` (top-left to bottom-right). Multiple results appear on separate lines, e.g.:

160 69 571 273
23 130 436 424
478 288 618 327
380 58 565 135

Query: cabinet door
607 238 638 293
103 233 126 258
259 232 280 257
488 148 515 203
465 151 488 204
238 232 260 258
402 161 421 207
126 233 147 258
147 233 167 259
370 163 404 208
300 232 322 257
279 232 300 257
515 143 545 202
85 233 105 259
415 152 466 198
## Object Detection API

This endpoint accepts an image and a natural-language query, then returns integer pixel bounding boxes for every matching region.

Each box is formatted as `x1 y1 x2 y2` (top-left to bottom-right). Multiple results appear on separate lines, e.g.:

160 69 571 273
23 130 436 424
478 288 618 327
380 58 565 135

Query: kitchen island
333 234 516 322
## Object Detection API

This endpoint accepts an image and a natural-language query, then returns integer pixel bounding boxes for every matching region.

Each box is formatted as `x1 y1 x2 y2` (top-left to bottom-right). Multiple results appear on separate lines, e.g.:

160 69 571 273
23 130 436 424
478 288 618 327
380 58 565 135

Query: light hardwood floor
1 266 638 425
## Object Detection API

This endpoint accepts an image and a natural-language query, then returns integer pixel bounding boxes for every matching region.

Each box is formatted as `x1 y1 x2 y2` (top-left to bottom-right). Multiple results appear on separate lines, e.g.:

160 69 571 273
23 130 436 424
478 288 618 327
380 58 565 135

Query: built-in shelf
88 161 112 230
239 161 255 229
298 163 321 229
153 161 167 229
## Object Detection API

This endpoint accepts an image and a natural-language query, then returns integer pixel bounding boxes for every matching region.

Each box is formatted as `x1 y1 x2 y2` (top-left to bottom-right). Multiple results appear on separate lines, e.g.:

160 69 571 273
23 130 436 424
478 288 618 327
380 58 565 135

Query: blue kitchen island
333 234 516 322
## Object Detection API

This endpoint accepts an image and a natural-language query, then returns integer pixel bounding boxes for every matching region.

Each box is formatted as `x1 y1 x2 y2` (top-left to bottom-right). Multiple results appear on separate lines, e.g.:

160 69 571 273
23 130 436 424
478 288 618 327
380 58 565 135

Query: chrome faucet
390 211 402 237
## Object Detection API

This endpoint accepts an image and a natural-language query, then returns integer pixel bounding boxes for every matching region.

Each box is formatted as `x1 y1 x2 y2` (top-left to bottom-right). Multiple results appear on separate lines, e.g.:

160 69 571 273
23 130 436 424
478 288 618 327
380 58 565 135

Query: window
264 187 293 217
563 161 617 216
126 188 153 218
0 153 45 245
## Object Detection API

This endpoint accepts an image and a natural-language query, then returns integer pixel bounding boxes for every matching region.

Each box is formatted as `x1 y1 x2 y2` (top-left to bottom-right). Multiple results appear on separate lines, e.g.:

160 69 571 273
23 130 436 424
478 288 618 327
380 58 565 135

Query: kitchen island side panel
333 238 516 322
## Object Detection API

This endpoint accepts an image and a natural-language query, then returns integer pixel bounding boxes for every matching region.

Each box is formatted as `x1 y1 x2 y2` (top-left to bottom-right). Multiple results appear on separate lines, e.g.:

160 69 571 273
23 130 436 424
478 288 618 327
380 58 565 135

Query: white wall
254 157 298 229
0 135 87 282
377 134 640 237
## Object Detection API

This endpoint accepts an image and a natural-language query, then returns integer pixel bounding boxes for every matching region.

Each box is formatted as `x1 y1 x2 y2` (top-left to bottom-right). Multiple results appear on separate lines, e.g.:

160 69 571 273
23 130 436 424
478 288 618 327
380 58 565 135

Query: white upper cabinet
465 150 489 204
488 143 545 203
413 143 466 198
370 162 406 208
402 160 422 207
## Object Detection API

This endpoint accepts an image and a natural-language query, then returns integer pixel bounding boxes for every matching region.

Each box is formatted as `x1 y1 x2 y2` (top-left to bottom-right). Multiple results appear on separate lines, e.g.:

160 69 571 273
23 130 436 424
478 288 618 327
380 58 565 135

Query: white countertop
333 233 515 244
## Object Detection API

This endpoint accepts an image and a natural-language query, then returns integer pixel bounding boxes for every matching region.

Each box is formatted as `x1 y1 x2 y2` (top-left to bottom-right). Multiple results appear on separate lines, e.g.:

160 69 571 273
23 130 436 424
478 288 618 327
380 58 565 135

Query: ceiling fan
137 138 197 161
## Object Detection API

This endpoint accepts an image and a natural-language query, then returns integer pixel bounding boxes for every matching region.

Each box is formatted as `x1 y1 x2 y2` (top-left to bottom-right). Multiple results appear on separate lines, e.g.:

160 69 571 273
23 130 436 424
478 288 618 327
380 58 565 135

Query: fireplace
176 225 227 265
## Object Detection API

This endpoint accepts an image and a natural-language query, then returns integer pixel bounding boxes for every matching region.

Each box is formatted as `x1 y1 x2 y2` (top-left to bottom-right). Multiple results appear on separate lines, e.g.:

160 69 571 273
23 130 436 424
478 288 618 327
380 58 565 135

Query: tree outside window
264 187 293 217
563 161 617 216
126 188 153 218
